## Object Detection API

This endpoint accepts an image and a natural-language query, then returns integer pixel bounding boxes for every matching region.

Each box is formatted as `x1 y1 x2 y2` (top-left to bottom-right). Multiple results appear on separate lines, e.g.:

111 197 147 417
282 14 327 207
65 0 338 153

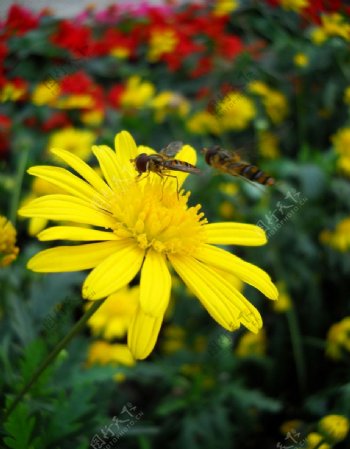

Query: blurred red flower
0 114 11 158
42 112 72 132
51 20 93 57
2 5 40 36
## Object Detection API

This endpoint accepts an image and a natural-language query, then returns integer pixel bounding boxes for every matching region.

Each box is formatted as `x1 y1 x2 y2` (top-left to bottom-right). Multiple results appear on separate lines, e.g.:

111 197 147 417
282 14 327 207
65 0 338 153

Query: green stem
286 305 307 395
138 436 152 449
4 298 106 419
9 144 30 225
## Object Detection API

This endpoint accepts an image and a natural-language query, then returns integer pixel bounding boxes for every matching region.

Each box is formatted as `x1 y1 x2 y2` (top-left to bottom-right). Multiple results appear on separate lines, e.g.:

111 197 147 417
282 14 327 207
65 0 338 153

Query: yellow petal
18 194 116 229
140 249 171 316
82 240 144 299
50 148 112 196
38 226 120 241
27 241 118 272
175 144 199 188
27 165 109 210
203 222 267 246
169 254 262 333
115 130 138 177
128 306 163 360
137 145 156 155
28 217 48 236
196 244 278 300
92 144 129 189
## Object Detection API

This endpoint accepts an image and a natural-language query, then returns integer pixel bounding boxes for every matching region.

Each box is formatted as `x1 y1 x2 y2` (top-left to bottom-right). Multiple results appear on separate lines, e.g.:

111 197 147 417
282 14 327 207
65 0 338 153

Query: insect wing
160 141 184 158
162 159 201 174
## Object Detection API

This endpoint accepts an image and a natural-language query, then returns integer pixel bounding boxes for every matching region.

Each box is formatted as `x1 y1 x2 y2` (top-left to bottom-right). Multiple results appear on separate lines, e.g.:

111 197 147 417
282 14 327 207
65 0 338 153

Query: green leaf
3 402 37 449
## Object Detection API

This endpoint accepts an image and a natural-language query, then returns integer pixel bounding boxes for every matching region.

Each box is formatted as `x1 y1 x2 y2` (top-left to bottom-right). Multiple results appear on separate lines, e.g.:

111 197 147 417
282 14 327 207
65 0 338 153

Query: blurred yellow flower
294 52 309 67
110 47 130 59
332 127 350 175
320 218 350 252
219 182 239 196
0 81 26 102
264 90 288 124
31 81 60 106
48 127 96 161
147 29 178 62
311 28 327 45
312 13 350 44
151 91 190 123
213 0 239 16
248 82 288 123
280 0 309 13
344 87 350 105
218 183 238 219
248 81 271 97
318 415 350 443
80 109 104 127
305 432 330 449
161 324 186 354
219 201 235 219
193 335 207 353
187 110 221 135
258 130 281 159
56 94 95 109
87 286 138 340
272 281 292 313
235 329 266 357
217 92 256 130
321 13 350 41
0 216 19 267
326 317 350 360
87 341 135 367
120 76 155 110
280 420 303 435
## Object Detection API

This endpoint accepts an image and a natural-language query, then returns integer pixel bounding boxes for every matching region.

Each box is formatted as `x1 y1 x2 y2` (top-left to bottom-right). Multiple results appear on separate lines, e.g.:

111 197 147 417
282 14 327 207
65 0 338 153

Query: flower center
109 177 207 255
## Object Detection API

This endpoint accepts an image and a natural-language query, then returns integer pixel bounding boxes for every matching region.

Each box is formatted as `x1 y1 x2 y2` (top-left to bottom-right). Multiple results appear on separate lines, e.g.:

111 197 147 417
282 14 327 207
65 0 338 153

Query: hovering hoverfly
130 141 201 194
202 145 275 186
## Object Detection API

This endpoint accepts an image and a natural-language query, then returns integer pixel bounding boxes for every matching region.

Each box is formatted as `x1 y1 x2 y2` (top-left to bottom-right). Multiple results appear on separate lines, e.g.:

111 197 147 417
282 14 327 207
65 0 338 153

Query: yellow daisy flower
87 341 135 367
19 131 278 359
0 216 19 267
331 127 350 176
318 414 350 443
235 329 266 357
305 432 330 449
294 52 309 67
120 76 155 110
151 91 190 123
320 218 350 252
31 81 60 106
87 285 138 340
48 127 96 162
344 86 350 105
187 110 222 135
147 29 178 62
258 130 281 159
213 0 239 16
280 0 309 13
217 92 256 130
326 317 350 360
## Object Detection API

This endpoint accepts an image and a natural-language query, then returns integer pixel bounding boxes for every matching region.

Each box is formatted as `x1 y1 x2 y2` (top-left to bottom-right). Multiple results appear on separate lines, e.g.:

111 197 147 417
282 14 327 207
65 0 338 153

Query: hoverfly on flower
131 141 201 193
202 145 275 186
